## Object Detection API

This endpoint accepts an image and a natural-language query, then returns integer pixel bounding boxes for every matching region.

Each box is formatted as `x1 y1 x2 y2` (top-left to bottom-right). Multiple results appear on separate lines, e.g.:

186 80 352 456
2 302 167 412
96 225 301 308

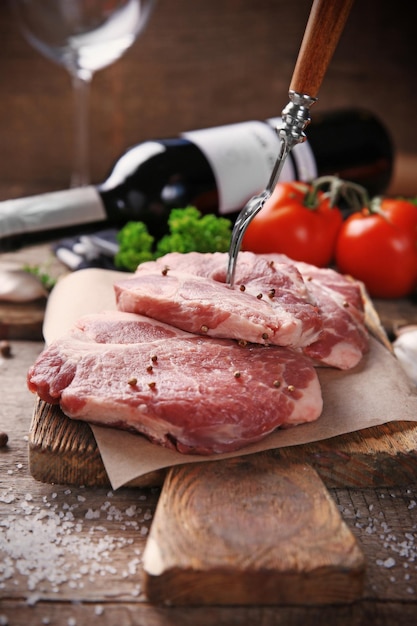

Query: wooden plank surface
143 457 364 605
28 398 417 490
29 399 164 488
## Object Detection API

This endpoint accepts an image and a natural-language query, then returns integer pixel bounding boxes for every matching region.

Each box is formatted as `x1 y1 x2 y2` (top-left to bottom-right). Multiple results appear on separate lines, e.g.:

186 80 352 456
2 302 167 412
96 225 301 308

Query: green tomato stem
304 175 372 213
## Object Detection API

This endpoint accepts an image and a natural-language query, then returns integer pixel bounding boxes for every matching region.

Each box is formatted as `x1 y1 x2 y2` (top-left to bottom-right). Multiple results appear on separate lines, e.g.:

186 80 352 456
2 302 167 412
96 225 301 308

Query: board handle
290 0 355 98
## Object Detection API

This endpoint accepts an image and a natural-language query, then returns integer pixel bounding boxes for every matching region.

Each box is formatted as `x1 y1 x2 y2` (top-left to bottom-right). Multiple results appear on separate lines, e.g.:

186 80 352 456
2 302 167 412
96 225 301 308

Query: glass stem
70 69 93 188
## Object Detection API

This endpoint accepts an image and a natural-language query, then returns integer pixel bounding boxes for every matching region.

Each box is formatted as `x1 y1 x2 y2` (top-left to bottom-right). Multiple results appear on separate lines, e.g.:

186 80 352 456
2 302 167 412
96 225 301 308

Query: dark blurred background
1 0 416 197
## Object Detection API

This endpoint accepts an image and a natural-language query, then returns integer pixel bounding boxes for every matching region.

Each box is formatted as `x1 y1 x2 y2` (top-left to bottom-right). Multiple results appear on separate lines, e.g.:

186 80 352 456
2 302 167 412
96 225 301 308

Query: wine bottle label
0 186 106 239
183 120 317 214
183 121 284 214
292 141 318 181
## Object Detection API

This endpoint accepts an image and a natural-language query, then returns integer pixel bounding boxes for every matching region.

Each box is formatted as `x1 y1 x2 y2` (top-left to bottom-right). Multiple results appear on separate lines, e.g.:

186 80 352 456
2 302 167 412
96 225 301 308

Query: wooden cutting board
0 298 46 340
142 455 365 606
28 398 417 605
29 398 417 491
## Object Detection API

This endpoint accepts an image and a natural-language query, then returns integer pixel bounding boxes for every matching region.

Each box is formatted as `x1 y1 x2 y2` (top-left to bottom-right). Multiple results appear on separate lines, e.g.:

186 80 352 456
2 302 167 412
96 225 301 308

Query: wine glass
10 0 156 188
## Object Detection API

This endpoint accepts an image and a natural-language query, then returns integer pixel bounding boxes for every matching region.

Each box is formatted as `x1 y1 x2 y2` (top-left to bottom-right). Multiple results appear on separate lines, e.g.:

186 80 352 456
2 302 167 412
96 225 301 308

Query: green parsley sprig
115 206 232 272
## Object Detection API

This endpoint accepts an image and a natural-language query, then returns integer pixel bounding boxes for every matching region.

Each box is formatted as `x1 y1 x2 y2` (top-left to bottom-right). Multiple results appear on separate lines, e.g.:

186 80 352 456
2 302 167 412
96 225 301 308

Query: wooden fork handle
290 0 355 98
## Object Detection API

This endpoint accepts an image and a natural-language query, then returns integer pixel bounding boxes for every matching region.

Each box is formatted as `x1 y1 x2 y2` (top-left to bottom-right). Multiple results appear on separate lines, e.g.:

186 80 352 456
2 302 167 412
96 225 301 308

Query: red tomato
242 181 343 267
380 198 417 232
335 200 417 298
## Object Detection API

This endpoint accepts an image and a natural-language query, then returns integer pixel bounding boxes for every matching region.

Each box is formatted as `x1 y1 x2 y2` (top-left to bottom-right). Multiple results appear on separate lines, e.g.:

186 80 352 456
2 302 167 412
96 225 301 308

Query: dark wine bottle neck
99 138 218 239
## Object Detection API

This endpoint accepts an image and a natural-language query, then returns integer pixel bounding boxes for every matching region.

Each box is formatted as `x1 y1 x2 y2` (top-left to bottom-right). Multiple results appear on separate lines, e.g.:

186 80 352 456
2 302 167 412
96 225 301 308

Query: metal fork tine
226 190 270 286
226 92 317 287
226 135 292 286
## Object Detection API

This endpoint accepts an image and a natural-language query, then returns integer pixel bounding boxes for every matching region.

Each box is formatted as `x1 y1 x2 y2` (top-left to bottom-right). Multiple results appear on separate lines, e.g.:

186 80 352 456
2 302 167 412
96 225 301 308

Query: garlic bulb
393 326 417 386
0 266 48 302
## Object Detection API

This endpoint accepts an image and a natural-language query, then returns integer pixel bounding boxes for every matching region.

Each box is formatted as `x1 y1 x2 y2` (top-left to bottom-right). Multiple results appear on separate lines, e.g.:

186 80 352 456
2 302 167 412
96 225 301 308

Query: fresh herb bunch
115 206 232 272
114 221 155 271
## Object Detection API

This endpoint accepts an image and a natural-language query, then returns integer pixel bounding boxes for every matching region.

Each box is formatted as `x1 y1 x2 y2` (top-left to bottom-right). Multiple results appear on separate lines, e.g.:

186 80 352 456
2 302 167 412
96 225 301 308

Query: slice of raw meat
296 262 369 369
27 310 323 455
114 251 323 348
115 251 369 369
264 255 369 369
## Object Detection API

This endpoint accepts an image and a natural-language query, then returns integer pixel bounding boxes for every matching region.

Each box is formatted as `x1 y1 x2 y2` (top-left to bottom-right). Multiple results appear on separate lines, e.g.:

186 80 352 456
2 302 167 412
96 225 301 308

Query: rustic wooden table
1 243 417 625
2 0 417 618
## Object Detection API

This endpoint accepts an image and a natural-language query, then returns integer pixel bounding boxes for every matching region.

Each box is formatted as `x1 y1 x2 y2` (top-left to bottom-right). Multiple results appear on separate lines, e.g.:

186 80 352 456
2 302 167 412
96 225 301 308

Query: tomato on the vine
379 198 417 233
242 181 343 267
335 198 417 299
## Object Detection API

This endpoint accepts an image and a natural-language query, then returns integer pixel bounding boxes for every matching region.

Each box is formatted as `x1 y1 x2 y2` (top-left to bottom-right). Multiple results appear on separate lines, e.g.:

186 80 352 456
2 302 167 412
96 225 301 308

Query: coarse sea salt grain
336 490 417 593
0 489 15 504
0 488 153 601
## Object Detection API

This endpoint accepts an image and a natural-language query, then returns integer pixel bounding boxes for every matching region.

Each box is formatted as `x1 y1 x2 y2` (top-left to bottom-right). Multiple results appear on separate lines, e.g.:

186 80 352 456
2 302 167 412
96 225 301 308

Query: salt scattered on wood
0 488 15 504
335 487 417 594
0 485 153 602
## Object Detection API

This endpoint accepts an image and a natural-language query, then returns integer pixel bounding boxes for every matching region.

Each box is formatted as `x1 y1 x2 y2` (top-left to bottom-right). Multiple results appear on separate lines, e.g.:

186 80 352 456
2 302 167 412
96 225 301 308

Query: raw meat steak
114 252 323 349
27 310 323 455
114 251 369 369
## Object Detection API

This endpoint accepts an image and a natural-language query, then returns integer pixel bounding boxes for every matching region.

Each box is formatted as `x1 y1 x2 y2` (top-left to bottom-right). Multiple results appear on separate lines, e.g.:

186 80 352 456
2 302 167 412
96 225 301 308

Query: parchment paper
43 268 417 489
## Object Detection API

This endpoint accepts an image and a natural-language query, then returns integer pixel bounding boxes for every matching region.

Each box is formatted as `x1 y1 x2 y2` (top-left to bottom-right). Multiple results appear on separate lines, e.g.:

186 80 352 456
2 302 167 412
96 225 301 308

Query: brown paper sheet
43 268 417 490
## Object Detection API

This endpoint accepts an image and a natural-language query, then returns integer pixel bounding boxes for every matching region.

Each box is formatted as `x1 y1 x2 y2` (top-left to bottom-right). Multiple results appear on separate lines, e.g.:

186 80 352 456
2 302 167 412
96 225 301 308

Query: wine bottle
0 108 393 249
